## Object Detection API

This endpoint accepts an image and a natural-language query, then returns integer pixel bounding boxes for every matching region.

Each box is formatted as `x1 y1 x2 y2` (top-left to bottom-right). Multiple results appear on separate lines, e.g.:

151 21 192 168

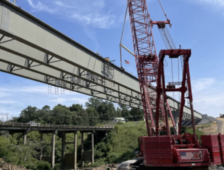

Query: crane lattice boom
127 0 173 135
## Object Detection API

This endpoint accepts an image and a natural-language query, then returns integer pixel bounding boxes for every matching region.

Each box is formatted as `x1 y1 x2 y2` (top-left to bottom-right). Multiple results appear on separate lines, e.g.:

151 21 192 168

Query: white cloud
195 0 224 7
26 0 116 29
27 0 57 14
0 91 11 98
49 97 88 105
167 78 224 117
0 86 46 94
191 78 224 117
186 0 224 12
192 78 214 92
0 84 89 117
0 100 15 104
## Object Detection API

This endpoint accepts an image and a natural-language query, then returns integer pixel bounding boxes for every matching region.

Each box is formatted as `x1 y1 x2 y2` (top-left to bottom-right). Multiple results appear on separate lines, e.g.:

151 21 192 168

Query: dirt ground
168 118 223 135
196 122 218 135
216 118 224 134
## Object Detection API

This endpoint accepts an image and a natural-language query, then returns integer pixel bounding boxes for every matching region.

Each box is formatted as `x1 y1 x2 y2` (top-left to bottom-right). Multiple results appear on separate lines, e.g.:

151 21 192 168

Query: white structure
114 117 126 123
26 121 40 126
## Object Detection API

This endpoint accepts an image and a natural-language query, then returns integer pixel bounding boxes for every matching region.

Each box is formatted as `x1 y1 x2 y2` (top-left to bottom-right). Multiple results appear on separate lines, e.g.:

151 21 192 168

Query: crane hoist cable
120 5 136 69
157 0 171 27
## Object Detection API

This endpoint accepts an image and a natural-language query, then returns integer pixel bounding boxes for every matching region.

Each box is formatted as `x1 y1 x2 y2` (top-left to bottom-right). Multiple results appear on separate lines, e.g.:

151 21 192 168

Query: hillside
92 121 147 166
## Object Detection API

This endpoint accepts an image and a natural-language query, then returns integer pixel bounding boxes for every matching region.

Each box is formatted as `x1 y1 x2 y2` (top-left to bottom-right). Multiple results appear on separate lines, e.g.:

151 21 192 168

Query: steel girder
0 0 202 119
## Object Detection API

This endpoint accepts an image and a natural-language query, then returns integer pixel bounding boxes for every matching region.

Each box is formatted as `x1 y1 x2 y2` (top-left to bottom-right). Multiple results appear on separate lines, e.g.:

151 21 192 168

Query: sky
1 0 224 120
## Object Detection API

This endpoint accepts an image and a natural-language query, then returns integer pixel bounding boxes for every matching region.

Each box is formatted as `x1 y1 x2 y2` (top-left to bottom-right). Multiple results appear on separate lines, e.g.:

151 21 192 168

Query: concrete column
51 131 56 169
95 132 98 144
91 131 94 163
61 132 66 169
39 132 43 160
81 132 84 168
23 131 27 145
74 131 77 170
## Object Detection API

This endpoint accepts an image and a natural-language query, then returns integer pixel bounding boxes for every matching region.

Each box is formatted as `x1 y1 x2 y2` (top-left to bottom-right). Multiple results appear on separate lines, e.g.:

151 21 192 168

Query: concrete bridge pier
38 131 56 169
61 132 66 168
61 131 78 170
23 131 27 144
91 131 94 164
81 131 95 167
74 131 77 170
39 132 43 160
51 131 56 169
81 132 84 168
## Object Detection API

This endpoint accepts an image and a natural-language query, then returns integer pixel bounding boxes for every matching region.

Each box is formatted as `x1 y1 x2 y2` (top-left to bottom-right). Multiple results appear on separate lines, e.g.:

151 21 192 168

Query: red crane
119 0 224 169
127 0 174 136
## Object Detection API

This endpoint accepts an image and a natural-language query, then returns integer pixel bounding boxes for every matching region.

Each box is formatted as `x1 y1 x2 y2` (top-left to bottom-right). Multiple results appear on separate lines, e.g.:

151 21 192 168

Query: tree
69 104 89 126
118 104 131 120
15 141 39 164
52 105 74 125
130 108 144 121
86 107 99 126
97 101 116 122
85 97 103 110
116 107 122 117
17 106 38 123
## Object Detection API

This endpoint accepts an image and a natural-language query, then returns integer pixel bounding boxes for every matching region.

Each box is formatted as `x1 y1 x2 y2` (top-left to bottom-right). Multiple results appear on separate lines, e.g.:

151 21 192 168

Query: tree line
11 97 144 126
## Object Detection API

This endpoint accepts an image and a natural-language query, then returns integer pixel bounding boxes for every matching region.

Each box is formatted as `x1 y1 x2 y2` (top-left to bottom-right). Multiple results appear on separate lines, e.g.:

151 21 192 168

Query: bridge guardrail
0 122 113 129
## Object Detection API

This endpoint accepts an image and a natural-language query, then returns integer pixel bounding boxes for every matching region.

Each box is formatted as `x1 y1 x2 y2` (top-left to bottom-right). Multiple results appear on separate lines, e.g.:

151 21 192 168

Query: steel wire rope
120 5 129 68
165 27 176 49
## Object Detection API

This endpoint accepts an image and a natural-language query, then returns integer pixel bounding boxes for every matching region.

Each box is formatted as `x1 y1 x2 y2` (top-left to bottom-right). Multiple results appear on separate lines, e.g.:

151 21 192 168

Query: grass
195 123 211 128
185 126 205 144
122 121 145 126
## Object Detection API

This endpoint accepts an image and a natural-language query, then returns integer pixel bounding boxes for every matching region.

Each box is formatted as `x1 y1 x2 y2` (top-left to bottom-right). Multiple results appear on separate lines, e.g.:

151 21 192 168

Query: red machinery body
139 134 224 167
126 0 224 168
141 135 210 167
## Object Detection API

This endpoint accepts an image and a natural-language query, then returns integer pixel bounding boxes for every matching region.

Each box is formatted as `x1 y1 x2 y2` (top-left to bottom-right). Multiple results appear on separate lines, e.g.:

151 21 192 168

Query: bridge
0 0 203 121
0 122 112 169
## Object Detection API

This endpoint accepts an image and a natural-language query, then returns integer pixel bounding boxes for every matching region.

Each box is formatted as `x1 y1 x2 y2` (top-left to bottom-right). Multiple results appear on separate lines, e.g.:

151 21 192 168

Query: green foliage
12 97 141 126
119 104 131 119
36 161 52 170
129 108 144 121
185 127 204 144
86 107 99 126
0 136 19 164
88 158 106 167
95 121 147 164
85 98 103 110
15 141 40 164
97 101 116 123
53 163 61 170
5 97 147 168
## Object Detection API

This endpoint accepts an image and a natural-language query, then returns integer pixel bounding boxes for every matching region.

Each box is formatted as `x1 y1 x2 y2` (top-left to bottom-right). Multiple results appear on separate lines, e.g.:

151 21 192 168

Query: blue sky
1 0 224 120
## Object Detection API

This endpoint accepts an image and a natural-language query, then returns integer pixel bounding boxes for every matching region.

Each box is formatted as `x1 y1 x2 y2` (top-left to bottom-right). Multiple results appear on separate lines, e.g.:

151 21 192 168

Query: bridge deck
0 122 112 132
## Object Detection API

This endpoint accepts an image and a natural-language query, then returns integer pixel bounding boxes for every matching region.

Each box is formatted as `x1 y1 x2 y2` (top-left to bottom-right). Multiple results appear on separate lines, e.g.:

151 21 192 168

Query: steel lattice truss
0 0 202 121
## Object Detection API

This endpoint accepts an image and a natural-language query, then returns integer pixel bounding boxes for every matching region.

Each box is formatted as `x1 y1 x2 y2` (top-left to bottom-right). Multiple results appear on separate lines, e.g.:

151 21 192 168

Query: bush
36 161 52 170
53 163 61 170
88 158 106 167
